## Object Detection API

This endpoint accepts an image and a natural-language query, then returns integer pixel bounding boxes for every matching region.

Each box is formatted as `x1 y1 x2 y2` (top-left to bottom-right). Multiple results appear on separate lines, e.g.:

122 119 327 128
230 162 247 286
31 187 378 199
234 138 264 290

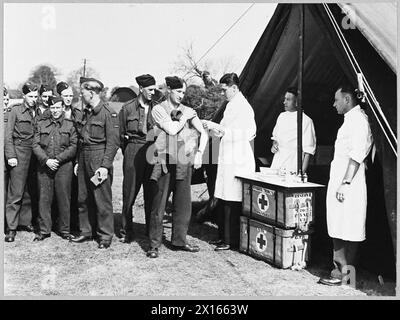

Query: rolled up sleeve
349 116 373 164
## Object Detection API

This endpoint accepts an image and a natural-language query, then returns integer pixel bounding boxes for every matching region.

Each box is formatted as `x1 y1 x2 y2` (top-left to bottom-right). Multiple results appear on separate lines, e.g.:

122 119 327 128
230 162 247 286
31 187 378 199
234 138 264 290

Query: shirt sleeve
349 115 373 164
303 117 316 155
271 114 282 140
152 105 186 135
118 105 127 152
32 124 49 166
101 110 120 169
4 108 17 160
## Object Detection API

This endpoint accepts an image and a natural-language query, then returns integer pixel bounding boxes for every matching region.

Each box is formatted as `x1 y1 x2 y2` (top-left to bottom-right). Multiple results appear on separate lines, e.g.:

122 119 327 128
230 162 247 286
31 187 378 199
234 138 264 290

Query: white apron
214 92 256 201
326 106 373 241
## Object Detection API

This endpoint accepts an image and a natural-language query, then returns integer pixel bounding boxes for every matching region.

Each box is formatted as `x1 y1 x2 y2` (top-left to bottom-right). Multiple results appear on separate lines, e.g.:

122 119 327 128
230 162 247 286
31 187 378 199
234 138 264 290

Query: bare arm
191 116 208 153
336 158 360 202
302 152 312 173
152 106 188 135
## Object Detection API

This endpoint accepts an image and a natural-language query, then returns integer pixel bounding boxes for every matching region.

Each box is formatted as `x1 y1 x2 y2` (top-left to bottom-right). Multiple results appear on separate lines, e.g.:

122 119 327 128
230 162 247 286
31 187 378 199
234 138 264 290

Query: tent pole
297 4 304 180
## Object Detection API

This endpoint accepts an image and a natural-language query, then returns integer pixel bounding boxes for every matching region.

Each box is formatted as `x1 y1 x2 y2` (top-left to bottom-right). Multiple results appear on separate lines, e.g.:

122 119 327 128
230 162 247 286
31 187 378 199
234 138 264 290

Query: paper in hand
90 172 107 186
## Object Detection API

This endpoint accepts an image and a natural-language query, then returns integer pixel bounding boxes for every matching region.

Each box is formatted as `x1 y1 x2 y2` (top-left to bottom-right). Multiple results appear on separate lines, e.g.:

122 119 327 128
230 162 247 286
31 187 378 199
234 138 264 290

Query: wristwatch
342 180 351 185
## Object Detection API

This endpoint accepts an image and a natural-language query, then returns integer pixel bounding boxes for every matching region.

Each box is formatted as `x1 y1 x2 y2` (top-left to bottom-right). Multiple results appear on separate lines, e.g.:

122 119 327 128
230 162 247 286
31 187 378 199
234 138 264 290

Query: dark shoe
318 276 342 286
147 247 159 258
70 235 92 243
18 225 35 232
214 243 230 251
119 232 134 243
209 239 223 245
59 233 75 240
98 240 111 249
33 233 50 241
171 244 200 253
5 230 16 242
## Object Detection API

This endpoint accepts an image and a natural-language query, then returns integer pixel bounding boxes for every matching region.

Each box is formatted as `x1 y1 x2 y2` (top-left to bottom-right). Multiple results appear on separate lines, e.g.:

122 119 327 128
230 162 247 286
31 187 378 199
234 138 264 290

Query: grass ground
3 151 396 297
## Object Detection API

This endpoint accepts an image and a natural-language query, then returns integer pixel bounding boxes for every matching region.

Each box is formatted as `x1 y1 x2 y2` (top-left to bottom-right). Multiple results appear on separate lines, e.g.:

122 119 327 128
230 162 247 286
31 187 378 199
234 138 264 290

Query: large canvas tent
239 3 396 276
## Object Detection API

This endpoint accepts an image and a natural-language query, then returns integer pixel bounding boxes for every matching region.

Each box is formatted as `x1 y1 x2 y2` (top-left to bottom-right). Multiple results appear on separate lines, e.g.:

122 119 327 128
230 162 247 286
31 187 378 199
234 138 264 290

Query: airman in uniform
4 82 39 242
70 77 120 249
119 74 156 242
56 81 82 232
32 100 77 241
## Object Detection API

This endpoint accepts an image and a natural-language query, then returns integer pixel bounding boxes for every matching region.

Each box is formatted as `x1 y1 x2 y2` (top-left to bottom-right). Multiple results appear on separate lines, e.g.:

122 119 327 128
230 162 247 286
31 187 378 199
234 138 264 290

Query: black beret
79 77 104 90
39 84 53 95
3 87 8 96
56 81 70 95
165 76 184 90
135 74 156 88
22 82 38 95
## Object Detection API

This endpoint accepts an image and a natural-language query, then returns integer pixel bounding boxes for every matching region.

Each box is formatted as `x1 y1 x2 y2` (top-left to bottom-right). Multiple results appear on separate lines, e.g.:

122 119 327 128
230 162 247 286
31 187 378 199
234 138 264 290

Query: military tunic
76 101 119 241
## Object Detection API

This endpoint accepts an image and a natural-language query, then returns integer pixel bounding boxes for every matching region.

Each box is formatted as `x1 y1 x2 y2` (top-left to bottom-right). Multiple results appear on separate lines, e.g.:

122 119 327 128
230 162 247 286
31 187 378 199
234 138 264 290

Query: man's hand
182 108 197 120
74 164 78 176
271 140 279 154
46 159 59 171
336 183 349 202
95 167 108 181
7 158 18 167
194 151 203 169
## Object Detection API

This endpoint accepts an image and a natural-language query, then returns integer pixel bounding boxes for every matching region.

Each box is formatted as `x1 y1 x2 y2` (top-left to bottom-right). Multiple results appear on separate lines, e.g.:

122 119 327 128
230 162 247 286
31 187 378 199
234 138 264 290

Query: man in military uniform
57 81 82 232
56 81 82 122
3 87 11 220
32 100 77 241
4 82 39 242
36 84 53 121
119 74 156 243
70 77 119 249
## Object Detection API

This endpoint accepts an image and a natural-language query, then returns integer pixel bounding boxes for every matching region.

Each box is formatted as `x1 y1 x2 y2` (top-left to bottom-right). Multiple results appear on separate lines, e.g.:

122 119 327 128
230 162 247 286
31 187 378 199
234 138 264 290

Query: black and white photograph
1 1 397 300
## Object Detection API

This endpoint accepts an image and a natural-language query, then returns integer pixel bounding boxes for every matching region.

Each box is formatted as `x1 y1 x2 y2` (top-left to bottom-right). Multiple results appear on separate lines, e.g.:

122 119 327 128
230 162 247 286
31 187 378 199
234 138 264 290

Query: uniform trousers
121 142 154 236
77 147 114 241
37 162 73 235
5 145 38 230
149 165 192 249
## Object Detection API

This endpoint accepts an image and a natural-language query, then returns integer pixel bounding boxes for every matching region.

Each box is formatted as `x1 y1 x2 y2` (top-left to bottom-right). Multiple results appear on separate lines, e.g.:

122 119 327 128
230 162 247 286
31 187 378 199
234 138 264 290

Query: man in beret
56 81 82 233
118 74 157 243
147 76 207 258
70 77 120 249
4 82 39 241
36 84 53 121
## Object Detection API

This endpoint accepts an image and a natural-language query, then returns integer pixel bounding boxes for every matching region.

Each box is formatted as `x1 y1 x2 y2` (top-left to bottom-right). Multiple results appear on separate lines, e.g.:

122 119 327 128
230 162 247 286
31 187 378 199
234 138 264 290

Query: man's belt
81 144 106 151
13 138 33 147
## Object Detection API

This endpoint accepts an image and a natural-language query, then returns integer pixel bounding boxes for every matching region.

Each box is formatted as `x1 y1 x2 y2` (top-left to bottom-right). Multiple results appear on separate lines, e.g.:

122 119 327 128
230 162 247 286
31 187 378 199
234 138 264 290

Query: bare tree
172 41 239 85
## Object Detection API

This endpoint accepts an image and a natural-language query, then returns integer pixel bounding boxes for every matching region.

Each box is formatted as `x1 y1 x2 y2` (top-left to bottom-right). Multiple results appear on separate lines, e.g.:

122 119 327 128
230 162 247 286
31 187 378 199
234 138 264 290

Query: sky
3 3 277 90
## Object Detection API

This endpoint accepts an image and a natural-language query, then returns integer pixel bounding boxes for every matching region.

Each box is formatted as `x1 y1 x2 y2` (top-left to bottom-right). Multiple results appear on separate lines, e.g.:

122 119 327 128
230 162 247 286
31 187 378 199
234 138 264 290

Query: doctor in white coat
270 87 316 173
203 73 256 251
319 84 373 286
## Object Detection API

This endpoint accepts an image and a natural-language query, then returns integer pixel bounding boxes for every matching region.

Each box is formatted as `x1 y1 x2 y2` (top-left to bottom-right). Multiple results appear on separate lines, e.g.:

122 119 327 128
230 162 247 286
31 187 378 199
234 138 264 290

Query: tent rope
323 3 397 157
183 3 256 78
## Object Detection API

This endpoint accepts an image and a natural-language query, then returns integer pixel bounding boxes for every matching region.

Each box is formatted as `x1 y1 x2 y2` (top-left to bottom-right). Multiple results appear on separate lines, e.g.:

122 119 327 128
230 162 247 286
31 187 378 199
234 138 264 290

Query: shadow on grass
113 212 149 253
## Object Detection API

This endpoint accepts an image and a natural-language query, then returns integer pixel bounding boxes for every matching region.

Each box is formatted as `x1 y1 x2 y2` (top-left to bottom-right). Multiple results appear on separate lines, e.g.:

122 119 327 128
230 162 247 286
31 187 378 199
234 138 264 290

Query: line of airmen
3 74 205 255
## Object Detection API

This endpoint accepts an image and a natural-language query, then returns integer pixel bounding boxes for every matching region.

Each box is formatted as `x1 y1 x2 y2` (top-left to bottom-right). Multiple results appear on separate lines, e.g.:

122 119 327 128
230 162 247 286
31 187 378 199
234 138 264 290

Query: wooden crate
242 178 317 231
239 216 310 269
